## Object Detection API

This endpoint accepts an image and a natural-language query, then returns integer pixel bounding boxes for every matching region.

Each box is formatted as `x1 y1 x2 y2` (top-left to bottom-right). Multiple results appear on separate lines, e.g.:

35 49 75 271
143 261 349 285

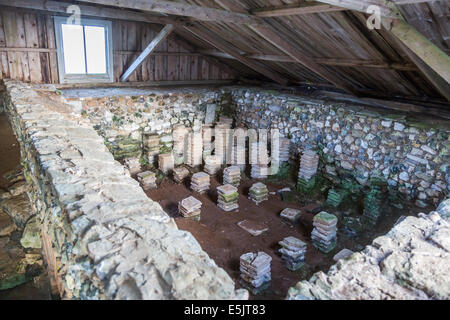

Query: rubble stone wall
287 198 450 300
231 89 450 206
65 90 231 163
0 80 243 300
67 87 449 207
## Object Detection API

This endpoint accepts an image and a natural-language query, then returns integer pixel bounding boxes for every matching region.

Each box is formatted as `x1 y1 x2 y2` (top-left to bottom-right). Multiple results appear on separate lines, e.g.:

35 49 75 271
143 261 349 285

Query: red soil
146 175 336 300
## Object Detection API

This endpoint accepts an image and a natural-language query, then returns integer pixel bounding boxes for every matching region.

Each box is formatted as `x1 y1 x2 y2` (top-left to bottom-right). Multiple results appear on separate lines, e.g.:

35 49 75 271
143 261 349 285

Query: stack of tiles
279 137 291 163
311 212 338 253
363 186 383 226
278 237 307 271
204 155 222 176
326 188 348 208
231 128 246 170
232 143 246 170
202 125 213 158
214 122 232 164
217 184 239 212
249 182 269 205
217 116 233 127
250 142 269 179
136 171 157 191
178 196 202 221
186 131 203 167
158 153 174 174
159 134 173 154
223 166 241 187
124 157 141 176
172 125 189 165
173 166 190 184
191 172 210 194
280 208 302 225
298 150 319 180
297 150 319 193
144 134 160 166
240 252 272 294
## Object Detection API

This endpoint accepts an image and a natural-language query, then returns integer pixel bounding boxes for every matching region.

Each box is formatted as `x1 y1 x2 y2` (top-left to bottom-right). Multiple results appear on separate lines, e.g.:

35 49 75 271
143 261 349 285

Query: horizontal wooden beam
184 26 289 86
0 48 203 57
114 51 201 56
0 47 57 53
76 0 258 24
51 80 235 90
252 2 346 17
121 24 175 82
314 0 402 19
0 0 185 25
0 45 415 72
199 49 417 71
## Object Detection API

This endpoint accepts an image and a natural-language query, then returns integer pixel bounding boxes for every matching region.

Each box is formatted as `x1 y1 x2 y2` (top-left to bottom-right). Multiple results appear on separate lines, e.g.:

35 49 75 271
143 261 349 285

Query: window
54 17 113 83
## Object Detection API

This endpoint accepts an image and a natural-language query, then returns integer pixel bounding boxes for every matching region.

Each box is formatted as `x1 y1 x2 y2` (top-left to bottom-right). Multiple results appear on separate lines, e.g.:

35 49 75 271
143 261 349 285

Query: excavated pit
0 81 448 300
144 171 432 300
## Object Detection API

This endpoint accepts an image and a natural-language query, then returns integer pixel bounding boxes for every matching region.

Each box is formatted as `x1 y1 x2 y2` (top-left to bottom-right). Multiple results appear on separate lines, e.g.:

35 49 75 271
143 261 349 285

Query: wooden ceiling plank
248 24 359 94
183 26 289 86
76 0 258 24
252 3 346 17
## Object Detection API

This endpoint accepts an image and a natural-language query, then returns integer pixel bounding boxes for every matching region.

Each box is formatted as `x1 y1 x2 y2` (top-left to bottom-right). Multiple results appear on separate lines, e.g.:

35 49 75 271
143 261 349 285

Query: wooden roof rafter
314 0 450 100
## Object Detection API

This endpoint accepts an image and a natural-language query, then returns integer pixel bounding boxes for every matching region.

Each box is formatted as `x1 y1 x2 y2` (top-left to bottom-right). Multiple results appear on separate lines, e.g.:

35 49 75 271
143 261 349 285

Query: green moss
0 273 33 291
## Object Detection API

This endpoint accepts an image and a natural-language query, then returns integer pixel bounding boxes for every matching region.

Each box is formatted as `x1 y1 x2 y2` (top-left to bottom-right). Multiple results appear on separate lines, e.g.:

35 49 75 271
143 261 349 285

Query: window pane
84 26 107 74
61 24 86 74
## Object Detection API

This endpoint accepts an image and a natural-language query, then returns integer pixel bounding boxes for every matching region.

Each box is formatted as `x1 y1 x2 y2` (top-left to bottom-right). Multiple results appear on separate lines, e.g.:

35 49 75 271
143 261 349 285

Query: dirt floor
147 169 431 300
0 113 51 300
0 114 21 190
147 174 335 300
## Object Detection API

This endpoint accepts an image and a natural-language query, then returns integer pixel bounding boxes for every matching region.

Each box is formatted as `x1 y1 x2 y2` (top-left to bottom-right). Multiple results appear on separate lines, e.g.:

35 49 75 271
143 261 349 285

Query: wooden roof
4 0 450 104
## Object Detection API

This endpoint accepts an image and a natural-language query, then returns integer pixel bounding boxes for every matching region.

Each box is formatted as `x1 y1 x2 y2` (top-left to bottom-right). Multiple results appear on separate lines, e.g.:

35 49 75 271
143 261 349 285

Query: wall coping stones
286 198 450 300
1 80 244 300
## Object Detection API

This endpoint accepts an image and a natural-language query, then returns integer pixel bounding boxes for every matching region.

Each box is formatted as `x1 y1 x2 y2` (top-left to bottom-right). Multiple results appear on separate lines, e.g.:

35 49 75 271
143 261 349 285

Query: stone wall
231 88 450 207
287 198 450 300
0 80 244 300
65 87 449 207
64 89 231 164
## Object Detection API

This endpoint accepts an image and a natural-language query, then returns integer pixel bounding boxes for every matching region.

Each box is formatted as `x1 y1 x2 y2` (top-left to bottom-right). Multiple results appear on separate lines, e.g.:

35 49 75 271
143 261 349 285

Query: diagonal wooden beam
385 19 450 85
183 26 289 86
315 0 450 100
398 41 450 101
252 2 346 17
121 24 175 82
76 0 258 24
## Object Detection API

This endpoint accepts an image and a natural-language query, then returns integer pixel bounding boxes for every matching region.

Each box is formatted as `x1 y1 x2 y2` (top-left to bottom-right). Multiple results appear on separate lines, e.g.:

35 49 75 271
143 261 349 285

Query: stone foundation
231 88 449 206
66 87 449 207
64 88 231 164
287 198 450 300
0 80 244 300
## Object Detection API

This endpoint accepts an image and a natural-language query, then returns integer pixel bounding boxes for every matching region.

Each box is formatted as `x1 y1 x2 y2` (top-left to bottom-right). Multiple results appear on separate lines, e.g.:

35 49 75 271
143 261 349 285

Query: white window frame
54 16 114 84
